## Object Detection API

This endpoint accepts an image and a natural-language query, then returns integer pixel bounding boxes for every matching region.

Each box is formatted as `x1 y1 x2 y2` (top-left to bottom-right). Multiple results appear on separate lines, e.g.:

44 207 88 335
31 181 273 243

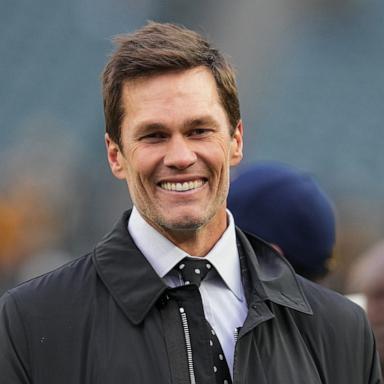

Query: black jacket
0 211 382 383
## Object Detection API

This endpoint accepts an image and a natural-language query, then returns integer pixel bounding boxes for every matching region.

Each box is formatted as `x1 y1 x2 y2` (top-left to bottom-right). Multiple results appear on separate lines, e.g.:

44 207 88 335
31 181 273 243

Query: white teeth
160 179 204 192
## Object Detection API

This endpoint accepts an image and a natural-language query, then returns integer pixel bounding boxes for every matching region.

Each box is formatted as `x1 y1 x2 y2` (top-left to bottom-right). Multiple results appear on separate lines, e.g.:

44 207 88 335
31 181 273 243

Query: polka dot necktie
175 258 233 384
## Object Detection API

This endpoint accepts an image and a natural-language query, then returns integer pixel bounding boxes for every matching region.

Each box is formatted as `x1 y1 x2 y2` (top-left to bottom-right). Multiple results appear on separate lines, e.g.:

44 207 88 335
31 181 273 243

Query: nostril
163 145 197 169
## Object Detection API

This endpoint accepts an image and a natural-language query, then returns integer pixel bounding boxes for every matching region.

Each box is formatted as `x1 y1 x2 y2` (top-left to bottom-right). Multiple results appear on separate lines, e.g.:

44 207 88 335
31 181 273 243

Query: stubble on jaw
136 196 228 257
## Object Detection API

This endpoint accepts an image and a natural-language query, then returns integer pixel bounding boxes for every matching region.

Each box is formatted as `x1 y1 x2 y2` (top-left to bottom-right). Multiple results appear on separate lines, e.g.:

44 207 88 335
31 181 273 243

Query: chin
160 217 205 231
156 211 209 232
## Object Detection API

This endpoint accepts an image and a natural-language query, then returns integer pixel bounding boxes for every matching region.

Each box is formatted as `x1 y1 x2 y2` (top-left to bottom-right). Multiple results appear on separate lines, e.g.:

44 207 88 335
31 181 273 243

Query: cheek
126 145 158 180
200 139 232 168
203 148 232 194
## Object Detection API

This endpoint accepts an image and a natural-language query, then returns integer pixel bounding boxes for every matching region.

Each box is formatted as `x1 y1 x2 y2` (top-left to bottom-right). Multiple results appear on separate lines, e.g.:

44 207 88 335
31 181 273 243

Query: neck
164 227 224 257
156 212 228 257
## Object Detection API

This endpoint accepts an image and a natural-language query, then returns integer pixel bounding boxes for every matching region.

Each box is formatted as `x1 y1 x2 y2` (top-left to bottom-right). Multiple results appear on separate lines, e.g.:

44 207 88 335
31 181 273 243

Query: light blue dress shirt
128 207 248 377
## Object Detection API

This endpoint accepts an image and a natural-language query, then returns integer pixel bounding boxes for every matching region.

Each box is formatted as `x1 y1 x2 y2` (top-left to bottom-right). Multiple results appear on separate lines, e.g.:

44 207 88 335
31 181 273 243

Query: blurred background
1 0 383 293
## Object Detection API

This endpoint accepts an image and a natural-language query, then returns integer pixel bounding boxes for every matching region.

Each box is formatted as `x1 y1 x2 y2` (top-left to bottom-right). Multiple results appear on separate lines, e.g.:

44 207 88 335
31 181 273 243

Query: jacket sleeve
0 292 32 384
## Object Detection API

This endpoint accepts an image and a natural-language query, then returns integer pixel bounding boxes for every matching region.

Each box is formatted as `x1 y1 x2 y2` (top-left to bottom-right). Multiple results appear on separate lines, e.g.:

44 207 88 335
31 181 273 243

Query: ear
105 133 126 180
229 120 243 166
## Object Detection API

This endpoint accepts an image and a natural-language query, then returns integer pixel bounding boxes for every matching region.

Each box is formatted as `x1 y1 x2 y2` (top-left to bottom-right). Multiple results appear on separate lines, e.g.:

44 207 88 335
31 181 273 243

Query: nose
163 135 197 169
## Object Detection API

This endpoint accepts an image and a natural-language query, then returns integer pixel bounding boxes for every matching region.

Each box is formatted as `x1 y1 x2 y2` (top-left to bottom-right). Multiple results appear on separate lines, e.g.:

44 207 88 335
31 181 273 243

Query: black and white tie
176 258 212 286
175 258 233 384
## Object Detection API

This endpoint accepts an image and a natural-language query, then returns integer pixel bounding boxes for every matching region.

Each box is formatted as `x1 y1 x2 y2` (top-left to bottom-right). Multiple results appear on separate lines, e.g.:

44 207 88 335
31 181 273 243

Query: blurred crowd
0 179 71 293
347 241 384 371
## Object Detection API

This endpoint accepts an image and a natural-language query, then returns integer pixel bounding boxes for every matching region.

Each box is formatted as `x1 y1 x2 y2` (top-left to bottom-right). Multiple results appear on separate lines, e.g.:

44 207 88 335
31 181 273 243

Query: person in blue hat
228 161 336 282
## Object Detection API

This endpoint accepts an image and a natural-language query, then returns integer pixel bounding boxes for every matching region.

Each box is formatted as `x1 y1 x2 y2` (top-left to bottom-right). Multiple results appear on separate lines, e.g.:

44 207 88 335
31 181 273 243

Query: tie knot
175 258 212 287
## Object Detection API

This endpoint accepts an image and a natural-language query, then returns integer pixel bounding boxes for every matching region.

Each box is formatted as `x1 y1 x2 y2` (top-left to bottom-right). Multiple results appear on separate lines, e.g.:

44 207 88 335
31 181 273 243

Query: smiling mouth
159 179 206 192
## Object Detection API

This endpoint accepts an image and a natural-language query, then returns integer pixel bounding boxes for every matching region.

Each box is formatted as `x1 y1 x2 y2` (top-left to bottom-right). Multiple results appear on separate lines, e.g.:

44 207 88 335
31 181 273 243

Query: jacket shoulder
294 276 382 382
0 252 102 383
298 275 365 323
294 275 373 355
2 252 95 311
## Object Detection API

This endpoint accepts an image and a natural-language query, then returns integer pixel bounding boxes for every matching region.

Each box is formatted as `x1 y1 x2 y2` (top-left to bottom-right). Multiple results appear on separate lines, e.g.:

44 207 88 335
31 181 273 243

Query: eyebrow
183 116 219 129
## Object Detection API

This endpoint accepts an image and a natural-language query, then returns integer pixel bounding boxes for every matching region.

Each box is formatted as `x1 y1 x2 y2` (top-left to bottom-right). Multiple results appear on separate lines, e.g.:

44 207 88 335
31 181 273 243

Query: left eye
189 128 210 136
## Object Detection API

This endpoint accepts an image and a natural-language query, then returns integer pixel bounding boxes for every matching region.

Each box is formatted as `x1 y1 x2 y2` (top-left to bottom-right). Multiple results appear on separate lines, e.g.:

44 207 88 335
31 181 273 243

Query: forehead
120 67 228 129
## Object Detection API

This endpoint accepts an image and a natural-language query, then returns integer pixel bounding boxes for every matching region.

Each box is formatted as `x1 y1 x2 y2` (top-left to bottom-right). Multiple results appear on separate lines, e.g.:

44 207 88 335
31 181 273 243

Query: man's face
106 66 242 242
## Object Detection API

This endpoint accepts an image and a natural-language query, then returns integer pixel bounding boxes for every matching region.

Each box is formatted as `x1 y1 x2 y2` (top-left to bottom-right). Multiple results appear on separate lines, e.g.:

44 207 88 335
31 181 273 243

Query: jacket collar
93 211 168 325
236 228 312 315
93 211 312 325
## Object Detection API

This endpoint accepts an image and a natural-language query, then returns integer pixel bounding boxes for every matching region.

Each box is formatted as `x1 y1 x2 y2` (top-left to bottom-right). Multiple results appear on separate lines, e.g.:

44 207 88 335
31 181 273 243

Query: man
0 22 382 383
228 162 335 282
348 240 384 372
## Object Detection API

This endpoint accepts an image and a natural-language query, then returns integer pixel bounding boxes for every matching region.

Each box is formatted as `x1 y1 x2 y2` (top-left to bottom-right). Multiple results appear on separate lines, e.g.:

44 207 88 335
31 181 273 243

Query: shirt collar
128 207 185 278
205 210 244 301
128 206 244 301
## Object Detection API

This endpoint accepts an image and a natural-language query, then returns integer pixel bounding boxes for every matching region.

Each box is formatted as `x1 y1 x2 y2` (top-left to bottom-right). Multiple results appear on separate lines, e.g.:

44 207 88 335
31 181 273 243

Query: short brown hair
102 21 240 147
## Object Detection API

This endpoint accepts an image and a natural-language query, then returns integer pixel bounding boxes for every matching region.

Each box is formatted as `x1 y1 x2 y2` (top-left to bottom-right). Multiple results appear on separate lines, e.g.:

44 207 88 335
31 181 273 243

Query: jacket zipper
179 307 196 384
233 327 241 382
234 327 239 344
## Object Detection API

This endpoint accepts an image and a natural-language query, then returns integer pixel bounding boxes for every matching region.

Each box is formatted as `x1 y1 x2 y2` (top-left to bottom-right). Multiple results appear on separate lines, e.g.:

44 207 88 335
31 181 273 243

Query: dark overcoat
0 211 382 383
